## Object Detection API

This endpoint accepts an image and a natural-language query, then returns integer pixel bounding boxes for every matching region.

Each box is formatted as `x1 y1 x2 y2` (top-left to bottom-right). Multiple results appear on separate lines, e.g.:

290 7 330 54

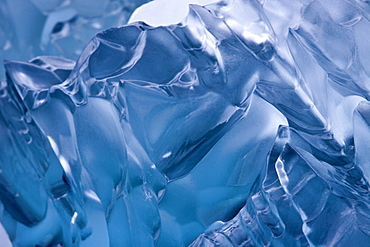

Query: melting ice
1 0 370 246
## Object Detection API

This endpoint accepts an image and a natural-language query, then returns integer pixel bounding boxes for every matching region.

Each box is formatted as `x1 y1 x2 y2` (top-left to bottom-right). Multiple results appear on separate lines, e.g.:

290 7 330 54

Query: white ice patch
129 0 220 26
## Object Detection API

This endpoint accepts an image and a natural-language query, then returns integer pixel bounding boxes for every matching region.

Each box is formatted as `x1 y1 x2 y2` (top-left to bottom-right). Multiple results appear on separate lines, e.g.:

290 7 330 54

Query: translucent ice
2 0 370 246
0 0 150 80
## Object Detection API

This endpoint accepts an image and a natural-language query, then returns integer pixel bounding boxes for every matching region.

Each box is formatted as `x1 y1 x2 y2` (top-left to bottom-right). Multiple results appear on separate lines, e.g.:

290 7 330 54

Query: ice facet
191 127 370 246
0 0 151 80
2 0 370 246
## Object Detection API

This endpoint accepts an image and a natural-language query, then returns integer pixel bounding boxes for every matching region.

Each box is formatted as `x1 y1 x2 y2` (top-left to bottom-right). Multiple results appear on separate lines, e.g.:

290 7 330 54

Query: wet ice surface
0 0 150 80
2 0 370 246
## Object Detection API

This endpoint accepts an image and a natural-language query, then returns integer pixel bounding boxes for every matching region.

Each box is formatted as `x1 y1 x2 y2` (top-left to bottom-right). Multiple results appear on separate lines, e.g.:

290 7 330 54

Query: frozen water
1 0 370 246
129 0 220 26
0 0 150 80
191 126 370 246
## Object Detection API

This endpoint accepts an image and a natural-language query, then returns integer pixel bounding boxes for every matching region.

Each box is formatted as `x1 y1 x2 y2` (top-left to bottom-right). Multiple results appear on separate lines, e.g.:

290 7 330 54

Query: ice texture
0 0 150 80
2 0 370 246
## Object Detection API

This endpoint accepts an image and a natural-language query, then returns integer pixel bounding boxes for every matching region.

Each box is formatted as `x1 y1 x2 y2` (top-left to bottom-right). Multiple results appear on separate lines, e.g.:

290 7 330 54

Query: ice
128 0 220 26
192 127 370 246
0 0 150 80
2 0 370 246
354 101 370 182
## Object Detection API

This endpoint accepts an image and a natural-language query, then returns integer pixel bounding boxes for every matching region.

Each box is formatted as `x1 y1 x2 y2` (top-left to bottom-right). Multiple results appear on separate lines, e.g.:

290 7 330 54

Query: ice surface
0 0 150 81
128 0 220 26
2 0 370 246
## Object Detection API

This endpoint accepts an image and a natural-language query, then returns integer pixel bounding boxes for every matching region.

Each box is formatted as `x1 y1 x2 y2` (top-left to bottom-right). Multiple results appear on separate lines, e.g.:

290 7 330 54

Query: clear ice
0 0 150 81
1 0 370 246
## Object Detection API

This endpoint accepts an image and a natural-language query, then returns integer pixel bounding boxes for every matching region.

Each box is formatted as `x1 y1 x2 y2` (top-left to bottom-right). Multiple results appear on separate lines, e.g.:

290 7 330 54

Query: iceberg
1 0 370 246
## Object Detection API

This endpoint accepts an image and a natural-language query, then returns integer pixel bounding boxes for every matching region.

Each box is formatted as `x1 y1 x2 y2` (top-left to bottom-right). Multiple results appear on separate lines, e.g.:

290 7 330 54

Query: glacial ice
1 0 370 246
0 0 150 81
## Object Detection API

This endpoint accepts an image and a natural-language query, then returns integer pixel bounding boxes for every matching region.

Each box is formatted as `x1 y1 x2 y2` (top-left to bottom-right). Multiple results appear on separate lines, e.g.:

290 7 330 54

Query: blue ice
1 0 370 246
0 0 150 80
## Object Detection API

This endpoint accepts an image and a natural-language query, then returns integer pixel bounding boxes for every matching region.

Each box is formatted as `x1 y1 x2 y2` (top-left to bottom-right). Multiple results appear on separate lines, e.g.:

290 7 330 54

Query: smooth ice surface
0 0 150 80
129 0 220 26
2 0 370 246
